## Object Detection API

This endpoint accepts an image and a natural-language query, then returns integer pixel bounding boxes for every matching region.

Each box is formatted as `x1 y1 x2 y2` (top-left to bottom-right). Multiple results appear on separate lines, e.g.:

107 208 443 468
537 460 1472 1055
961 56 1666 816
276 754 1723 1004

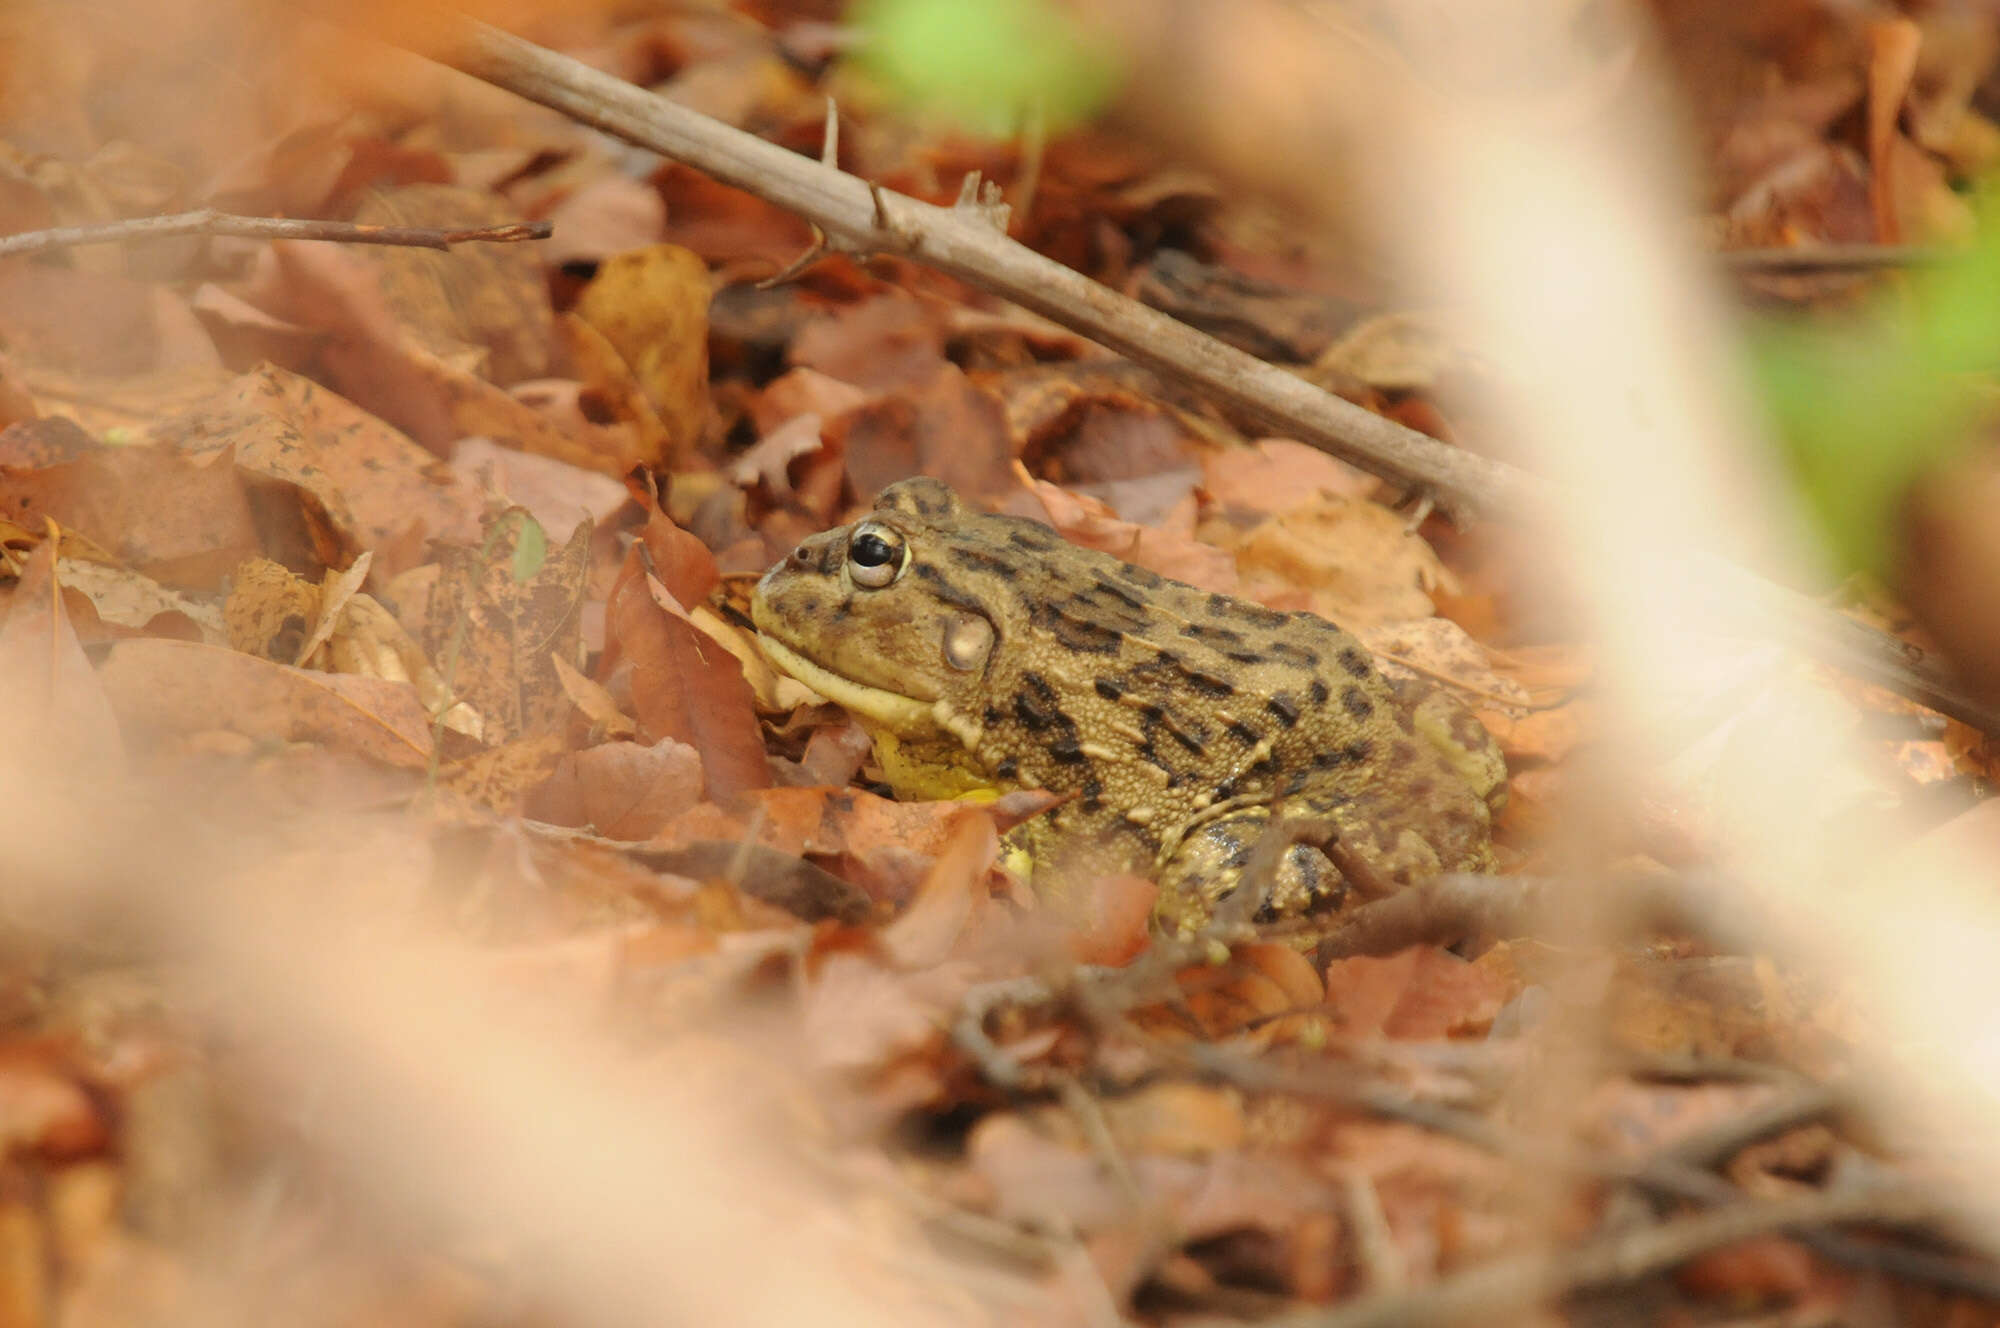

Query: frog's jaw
756 633 935 734
758 632 998 802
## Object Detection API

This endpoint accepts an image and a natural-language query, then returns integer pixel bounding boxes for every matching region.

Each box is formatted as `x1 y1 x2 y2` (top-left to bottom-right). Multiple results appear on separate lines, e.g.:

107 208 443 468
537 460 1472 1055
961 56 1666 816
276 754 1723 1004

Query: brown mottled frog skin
751 478 1506 933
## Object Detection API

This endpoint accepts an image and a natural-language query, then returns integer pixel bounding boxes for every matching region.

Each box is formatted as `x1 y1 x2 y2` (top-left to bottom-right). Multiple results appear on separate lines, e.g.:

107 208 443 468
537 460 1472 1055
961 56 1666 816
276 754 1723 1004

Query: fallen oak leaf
529 737 704 841
144 363 486 556
97 638 433 769
570 242 712 468
551 653 637 739
598 498 767 800
0 419 296 586
878 809 1000 969
225 556 482 740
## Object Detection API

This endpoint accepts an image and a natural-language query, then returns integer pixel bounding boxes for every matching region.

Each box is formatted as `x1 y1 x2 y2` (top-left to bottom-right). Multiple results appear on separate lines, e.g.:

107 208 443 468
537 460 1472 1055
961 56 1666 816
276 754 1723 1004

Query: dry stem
0 209 551 258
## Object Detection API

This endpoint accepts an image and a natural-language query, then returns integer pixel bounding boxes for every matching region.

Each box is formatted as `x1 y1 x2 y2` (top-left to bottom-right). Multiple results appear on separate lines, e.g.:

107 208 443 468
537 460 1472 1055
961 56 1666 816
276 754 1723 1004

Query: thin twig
1273 1184 1934 1328
425 12 1545 522
409 15 2000 739
0 208 552 259
1658 1084 1840 1172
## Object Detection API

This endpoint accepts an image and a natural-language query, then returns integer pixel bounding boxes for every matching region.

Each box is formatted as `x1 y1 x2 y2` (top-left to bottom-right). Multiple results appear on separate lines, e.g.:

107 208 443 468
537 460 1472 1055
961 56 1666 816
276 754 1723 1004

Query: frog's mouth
755 632 937 736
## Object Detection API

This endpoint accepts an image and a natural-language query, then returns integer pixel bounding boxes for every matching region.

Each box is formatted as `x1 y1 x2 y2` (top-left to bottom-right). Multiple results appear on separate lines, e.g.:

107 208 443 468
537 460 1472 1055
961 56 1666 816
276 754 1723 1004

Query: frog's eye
846 522 905 588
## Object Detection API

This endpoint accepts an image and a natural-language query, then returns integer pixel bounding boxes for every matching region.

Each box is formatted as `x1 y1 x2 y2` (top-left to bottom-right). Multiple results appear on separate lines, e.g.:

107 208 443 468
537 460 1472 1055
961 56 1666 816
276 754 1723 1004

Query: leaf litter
0 2 1996 1325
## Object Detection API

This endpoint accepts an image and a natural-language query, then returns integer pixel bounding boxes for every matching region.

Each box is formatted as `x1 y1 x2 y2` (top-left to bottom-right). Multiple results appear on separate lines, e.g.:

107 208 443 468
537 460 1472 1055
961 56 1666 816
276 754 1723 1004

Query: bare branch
0 208 552 259
426 15 1545 524
1277 1184 1935 1328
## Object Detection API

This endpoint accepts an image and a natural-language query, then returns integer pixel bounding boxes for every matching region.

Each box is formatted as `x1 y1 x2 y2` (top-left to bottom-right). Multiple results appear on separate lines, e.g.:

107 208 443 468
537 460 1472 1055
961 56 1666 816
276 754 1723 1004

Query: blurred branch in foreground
1076 0 2000 1256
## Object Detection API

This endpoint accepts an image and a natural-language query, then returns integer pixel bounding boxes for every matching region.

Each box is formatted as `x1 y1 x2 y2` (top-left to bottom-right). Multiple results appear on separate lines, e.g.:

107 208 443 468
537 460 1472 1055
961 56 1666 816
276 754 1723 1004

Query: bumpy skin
751 478 1506 933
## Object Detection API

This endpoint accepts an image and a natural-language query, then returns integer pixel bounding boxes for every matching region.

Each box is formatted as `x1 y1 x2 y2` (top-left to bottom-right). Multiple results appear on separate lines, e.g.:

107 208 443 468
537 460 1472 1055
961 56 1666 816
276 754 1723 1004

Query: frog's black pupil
851 533 894 567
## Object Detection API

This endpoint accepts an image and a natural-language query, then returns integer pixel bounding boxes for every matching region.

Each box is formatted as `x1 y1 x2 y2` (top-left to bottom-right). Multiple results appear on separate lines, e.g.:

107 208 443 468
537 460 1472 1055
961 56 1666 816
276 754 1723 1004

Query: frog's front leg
1153 807 1348 935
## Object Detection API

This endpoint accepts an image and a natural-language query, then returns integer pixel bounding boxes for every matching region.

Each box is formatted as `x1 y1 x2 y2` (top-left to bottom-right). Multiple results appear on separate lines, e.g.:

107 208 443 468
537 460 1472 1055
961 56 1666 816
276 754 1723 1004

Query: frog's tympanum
752 478 1506 933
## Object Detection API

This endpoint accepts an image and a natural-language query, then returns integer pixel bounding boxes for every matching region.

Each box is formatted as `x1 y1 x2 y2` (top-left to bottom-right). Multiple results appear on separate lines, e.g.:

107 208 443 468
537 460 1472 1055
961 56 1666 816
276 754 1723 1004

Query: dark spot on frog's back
1225 719 1258 744
1014 672 1066 730
1206 592 1289 629
1094 678 1124 701
1050 734 1087 764
1309 680 1330 706
912 561 995 615
1092 578 1149 612
1268 641 1320 668
1035 601 1123 653
883 478 954 518
1181 621 1246 646
1266 694 1300 727
1338 646 1373 679
1006 523 1060 551
1186 670 1235 698
948 544 1014 576
1117 562 1163 589
1341 687 1374 720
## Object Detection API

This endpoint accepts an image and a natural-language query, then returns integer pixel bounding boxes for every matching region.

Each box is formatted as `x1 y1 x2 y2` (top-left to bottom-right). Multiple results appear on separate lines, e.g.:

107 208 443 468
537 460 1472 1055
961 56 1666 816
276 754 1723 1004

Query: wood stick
0 209 550 259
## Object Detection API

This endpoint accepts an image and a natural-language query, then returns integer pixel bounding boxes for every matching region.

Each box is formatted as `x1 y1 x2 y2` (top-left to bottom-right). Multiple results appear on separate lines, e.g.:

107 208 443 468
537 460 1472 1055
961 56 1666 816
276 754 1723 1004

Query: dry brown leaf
540 173 667 267
571 243 712 466
654 161 816 270
269 240 625 474
790 293 949 393
1321 947 1510 1040
450 436 630 544
439 734 571 819
0 263 221 380
0 419 288 587
1234 495 1450 625
749 367 873 437
877 810 998 969
1310 311 1475 393
553 312 676 470
54 559 225 643
428 509 590 745
1023 475 1238 592
599 503 767 801
146 363 486 556
531 738 705 841
834 364 1016 502
551 653 636 738
1357 618 1531 714
1201 439 1377 515
354 183 555 384
97 638 433 769
227 556 481 739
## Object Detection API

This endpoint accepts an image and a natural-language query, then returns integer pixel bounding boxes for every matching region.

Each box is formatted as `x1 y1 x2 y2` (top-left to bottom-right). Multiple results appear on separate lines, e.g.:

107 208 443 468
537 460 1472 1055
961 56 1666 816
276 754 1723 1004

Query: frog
750 477 1506 934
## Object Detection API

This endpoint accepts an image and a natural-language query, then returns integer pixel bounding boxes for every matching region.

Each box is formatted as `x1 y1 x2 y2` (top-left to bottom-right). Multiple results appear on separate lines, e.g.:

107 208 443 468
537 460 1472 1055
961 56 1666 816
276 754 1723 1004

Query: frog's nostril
792 545 810 563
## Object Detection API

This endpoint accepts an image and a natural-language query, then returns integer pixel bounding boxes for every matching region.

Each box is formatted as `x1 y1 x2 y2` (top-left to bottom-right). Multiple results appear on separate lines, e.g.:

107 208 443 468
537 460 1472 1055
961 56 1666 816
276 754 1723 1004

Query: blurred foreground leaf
1754 185 2000 573
852 0 1117 136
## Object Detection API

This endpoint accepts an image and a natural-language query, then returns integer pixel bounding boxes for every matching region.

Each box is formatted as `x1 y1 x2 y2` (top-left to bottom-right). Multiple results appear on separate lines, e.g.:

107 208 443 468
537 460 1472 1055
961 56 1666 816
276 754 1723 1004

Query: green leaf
852 0 1117 135
1751 181 2000 573
509 514 547 583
